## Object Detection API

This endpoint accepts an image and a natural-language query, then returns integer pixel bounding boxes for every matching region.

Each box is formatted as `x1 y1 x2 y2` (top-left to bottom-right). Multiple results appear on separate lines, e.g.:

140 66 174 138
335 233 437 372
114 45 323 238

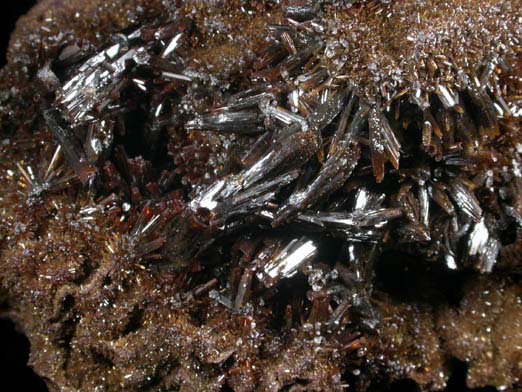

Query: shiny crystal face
0 0 521 391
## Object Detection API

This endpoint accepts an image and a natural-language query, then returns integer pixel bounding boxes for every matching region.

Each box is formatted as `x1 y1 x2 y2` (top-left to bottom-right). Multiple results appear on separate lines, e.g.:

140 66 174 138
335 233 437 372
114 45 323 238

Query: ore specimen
0 0 521 391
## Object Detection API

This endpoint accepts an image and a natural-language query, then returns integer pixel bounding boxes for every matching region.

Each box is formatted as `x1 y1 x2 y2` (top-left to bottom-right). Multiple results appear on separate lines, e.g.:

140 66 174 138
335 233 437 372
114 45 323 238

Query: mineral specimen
0 0 521 391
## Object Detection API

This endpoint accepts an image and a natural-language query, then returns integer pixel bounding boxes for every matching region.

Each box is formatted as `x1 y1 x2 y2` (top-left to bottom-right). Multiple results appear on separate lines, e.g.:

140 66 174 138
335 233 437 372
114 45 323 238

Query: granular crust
0 1 521 391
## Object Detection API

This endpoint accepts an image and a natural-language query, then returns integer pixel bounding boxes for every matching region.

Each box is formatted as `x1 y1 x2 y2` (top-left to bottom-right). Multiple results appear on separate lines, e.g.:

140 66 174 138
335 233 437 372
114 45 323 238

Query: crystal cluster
0 0 521 391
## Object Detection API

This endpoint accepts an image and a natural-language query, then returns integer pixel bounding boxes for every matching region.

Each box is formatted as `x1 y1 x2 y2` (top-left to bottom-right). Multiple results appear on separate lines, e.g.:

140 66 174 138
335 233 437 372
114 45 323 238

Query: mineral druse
0 0 521 391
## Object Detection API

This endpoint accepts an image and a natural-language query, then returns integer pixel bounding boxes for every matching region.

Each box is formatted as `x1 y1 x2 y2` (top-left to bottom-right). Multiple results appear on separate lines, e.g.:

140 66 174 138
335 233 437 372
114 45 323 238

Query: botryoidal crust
0 0 521 391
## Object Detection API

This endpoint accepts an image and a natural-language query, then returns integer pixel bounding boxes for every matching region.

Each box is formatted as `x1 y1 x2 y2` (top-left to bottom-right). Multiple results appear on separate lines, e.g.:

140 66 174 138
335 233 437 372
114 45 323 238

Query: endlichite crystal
0 0 521 391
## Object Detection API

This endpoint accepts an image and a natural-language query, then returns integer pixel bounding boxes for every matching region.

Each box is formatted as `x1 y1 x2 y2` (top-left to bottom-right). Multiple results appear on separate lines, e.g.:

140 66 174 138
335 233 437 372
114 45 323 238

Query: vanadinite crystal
0 0 521 391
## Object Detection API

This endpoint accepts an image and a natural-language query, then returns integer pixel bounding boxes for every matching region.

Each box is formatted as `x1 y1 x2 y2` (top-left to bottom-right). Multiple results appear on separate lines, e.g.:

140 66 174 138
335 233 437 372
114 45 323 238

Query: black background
1 1 37 67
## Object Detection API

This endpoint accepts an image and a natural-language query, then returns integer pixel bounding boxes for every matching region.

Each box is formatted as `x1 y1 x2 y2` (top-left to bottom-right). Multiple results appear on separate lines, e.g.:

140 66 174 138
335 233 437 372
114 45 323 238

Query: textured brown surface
322 0 521 98
0 1 521 391
439 276 522 389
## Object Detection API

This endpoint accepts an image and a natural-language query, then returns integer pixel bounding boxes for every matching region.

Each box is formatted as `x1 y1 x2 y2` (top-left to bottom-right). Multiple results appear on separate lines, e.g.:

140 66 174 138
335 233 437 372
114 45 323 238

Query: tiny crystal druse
0 0 521 391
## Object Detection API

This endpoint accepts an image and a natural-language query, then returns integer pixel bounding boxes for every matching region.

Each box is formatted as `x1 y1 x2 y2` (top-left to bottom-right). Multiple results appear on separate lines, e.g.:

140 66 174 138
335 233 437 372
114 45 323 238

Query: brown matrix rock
0 0 521 391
